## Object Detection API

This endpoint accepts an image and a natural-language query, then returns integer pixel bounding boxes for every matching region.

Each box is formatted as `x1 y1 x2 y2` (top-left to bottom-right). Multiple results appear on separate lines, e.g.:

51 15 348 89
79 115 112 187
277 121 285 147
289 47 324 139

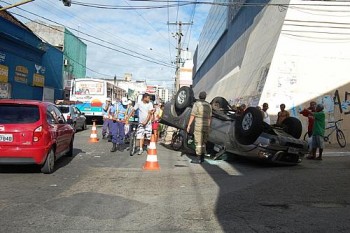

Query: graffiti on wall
333 90 350 115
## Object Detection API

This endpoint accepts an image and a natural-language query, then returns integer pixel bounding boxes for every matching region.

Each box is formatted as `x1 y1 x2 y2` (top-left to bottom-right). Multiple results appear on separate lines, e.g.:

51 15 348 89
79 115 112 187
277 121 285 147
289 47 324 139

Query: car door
73 107 83 129
53 105 73 156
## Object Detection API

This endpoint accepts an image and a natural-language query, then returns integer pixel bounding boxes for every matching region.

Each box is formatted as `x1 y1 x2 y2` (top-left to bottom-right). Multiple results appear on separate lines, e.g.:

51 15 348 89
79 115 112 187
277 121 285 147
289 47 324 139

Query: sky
2 0 211 89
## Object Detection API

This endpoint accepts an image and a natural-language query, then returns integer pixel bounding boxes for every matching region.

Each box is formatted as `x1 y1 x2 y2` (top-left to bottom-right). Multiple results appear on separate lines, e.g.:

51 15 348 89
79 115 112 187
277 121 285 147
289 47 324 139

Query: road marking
323 152 350 157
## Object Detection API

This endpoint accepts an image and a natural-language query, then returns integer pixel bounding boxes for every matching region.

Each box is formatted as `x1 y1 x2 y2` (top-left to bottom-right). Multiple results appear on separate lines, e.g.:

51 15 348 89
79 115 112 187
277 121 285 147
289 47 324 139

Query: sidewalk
323 143 350 156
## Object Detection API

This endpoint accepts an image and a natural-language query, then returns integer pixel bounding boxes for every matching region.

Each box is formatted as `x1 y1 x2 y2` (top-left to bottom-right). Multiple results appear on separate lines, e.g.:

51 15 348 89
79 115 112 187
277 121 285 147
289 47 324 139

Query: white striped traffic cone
143 134 160 170
89 120 99 143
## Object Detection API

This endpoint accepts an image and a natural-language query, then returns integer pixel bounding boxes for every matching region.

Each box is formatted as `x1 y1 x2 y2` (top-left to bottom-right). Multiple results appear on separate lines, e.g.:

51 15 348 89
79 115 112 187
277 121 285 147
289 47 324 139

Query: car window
57 106 70 114
53 106 66 123
0 104 40 124
46 110 57 124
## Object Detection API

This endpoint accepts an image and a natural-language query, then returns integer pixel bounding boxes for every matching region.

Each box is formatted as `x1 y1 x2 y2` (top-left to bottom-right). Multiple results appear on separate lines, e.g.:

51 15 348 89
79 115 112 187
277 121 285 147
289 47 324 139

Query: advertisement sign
14 65 28 84
74 81 104 95
33 73 45 87
0 64 8 83
0 83 11 99
146 85 157 94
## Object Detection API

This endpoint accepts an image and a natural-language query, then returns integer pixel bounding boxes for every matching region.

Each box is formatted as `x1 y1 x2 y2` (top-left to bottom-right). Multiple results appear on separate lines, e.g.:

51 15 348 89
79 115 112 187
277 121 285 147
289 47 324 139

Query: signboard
0 83 11 99
146 85 157 94
33 73 45 87
14 66 28 84
0 64 8 83
74 81 104 95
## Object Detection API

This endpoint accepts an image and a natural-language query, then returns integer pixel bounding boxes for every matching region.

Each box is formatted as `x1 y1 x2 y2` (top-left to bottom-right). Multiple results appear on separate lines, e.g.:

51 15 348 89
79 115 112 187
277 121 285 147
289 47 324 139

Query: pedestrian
101 97 112 139
110 97 129 152
158 103 165 141
186 91 212 164
305 104 326 160
127 93 154 155
152 101 161 143
107 100 116 142
300 101 316 137
262 103 270 124
236 104 246 115
276 103 290 125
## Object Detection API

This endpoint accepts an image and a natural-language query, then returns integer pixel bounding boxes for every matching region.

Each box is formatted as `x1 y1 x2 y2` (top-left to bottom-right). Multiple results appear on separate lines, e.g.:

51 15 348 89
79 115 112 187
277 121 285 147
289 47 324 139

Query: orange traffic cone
143 134 160 170
89 120 99 143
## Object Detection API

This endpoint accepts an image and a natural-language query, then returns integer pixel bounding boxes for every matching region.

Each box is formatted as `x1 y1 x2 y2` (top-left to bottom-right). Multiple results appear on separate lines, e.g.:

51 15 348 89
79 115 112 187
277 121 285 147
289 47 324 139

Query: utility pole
168 21 192 92
0 0 34 11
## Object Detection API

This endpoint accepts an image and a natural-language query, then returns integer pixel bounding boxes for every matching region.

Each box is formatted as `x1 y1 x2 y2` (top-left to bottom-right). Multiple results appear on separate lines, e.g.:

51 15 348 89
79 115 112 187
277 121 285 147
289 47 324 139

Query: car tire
235 107 263 145
66 139 74 157
175 86 194 110
282 117 302 139
41 148 55 174
210 97 230 111
172 132 183 151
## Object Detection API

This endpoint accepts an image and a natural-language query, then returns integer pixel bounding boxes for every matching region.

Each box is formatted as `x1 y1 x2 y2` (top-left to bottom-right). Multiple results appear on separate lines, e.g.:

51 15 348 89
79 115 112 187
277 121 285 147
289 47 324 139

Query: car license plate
0 134 13 142
288 147 299 154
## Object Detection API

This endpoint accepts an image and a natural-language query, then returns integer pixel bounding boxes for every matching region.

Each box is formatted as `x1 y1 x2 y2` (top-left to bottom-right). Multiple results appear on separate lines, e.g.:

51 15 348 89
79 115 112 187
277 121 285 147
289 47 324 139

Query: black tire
66 139 74 157
175 86 194 110
172 132 183 151
235 107 263 145
129 133 137 156
282 117 302 139
336 130 346 148
210 97 231 111
41 148 55 174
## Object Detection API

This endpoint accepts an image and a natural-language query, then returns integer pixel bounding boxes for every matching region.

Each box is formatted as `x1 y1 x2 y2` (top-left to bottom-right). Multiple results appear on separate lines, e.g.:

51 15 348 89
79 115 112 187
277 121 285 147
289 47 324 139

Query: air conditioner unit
64 59 68 66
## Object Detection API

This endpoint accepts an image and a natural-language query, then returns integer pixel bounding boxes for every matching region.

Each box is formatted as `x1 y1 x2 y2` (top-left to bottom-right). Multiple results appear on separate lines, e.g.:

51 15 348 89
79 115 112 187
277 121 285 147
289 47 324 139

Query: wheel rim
242 112 253 131
177 90 187 105
336 130 346 147
48 150 55 171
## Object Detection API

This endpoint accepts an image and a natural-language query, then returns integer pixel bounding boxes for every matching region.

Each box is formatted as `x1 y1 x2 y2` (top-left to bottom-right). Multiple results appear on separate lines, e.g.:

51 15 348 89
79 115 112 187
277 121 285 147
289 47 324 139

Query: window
0 104 40 124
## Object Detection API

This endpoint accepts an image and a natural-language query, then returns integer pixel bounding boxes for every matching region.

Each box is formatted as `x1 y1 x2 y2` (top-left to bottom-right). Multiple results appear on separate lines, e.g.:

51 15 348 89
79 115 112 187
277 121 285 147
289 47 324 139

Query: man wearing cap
110 97 129 152
102 97 112 139
187 91 212 164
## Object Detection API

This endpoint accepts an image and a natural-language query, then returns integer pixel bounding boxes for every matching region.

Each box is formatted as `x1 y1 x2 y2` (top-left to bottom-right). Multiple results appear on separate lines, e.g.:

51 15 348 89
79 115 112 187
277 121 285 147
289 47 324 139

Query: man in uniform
102 97 112 139
110 97 129 152
187 91 212 164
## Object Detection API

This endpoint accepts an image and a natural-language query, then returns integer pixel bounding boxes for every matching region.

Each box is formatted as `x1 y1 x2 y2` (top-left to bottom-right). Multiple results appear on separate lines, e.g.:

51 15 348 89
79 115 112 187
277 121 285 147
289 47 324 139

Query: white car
56 105 87 131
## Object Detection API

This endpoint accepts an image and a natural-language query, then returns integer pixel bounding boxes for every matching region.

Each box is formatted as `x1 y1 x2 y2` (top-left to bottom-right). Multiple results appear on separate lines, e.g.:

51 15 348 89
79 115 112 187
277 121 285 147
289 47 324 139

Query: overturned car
161 87 309 165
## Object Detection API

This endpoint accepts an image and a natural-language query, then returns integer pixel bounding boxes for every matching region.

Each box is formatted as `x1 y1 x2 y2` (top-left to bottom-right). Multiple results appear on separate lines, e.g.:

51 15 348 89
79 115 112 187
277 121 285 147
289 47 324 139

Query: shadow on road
0 148 84 174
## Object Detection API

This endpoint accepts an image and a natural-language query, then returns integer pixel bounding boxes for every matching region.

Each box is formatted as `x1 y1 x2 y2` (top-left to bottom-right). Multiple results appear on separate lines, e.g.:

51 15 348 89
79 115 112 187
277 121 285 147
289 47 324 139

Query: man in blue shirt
101 98 112 139
110 97 129 152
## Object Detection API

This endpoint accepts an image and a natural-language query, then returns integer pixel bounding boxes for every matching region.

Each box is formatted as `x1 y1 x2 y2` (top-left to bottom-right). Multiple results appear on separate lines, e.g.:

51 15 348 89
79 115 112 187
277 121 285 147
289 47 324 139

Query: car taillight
67 114 71 120
33 126 43 142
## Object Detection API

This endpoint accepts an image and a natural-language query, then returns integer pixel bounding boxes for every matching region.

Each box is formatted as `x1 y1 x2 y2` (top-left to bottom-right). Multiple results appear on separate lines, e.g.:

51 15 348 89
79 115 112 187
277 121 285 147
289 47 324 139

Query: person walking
186 91 212 164
127 93 154 155
110 97 129 152
152 101 161 143
305 104 325 160
101 98 112 139
276 103 290 125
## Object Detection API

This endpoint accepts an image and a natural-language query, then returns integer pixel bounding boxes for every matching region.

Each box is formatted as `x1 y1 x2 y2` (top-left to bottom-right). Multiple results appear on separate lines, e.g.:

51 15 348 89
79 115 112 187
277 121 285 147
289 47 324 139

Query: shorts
136 122 152 140
152 122 159 131
312 135 324 149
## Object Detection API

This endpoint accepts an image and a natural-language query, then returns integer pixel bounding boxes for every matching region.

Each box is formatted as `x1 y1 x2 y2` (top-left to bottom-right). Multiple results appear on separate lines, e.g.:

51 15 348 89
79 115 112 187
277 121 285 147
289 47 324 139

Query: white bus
70 78 119 118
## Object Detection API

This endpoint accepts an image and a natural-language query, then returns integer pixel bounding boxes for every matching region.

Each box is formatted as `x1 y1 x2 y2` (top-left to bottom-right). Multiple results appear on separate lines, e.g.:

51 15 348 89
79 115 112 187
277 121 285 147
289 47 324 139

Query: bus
70 78 120 119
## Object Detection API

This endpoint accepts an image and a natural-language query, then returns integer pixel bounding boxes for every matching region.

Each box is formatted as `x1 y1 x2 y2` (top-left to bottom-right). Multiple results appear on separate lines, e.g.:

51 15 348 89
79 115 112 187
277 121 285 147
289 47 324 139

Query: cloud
6 0 210 89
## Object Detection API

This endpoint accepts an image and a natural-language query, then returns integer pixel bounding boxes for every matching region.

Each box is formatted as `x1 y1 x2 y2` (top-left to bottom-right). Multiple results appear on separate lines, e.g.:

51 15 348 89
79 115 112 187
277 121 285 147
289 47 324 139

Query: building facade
193 0 350 140
26 21 87 99
0 11 63 101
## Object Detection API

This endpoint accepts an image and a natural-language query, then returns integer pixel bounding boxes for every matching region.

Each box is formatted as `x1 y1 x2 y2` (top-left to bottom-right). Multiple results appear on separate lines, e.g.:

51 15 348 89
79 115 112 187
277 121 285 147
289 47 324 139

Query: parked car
56 105 87 131
160 87 309 165
0 99 75 174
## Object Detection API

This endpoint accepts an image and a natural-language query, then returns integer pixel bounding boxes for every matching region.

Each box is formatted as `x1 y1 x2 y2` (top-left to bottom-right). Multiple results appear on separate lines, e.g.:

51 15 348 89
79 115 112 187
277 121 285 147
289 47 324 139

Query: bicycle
303 119 346 148
128 122 139 156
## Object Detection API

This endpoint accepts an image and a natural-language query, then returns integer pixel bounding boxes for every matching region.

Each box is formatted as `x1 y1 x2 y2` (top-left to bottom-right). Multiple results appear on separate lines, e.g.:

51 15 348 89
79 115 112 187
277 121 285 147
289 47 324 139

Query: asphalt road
1 126 350 233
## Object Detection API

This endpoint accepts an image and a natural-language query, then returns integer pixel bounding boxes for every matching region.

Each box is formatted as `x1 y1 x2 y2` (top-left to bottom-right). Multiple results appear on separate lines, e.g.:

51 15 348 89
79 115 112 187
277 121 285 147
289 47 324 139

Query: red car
0 99 75 174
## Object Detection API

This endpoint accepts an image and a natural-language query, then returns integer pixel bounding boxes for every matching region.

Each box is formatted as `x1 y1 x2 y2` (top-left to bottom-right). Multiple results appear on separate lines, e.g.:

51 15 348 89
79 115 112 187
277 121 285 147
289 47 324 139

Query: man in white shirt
127 93 154 155
262 102 270 124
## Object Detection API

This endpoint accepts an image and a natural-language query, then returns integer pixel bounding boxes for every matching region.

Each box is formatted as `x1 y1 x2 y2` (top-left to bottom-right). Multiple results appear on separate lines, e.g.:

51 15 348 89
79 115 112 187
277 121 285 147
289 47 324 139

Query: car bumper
0 146 50 165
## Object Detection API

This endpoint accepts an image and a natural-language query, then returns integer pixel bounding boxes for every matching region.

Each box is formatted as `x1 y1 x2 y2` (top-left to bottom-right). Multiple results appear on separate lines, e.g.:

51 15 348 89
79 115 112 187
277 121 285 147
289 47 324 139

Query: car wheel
175 86 194 110
281 117 302 139
210 97 230 111
235 107 263 145
41 148 55 174
66 139 74 157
